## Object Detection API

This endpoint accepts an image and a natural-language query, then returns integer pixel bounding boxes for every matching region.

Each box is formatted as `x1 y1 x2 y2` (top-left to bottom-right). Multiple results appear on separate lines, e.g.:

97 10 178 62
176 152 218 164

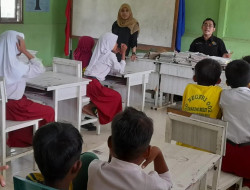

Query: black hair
225 59 250 88
242 55 250 64
195 58 222 86
111 107 153 161
203 18 216 28
33 122 83 183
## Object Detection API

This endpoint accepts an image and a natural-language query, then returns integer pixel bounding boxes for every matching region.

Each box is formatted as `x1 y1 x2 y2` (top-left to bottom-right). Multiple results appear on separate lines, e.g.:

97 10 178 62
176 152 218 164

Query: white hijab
85 32 118 72
0 30 29 85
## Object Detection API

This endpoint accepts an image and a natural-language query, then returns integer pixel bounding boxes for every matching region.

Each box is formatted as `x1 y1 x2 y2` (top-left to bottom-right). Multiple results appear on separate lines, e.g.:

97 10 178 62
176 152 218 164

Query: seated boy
87 107 172 190
182 58 222 119
178 59 222 149
27 122 98 190
219 60 250 187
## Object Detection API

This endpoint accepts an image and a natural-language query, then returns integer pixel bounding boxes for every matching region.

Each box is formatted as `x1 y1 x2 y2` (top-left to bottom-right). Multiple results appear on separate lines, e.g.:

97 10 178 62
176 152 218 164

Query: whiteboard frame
70 0 179 52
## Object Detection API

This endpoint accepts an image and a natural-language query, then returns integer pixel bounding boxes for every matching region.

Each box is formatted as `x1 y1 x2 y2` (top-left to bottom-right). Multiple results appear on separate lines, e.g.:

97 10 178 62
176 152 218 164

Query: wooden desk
25 71 91 130
102 61 153 111
89 142 221 190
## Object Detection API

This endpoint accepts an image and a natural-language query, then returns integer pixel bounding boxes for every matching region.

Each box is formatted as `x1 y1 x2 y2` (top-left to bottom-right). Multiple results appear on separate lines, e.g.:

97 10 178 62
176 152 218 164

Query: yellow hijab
117 3 140 35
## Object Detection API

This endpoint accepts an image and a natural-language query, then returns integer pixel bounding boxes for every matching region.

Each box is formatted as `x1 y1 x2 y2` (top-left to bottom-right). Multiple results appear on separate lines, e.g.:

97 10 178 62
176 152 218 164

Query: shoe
81 123 97 131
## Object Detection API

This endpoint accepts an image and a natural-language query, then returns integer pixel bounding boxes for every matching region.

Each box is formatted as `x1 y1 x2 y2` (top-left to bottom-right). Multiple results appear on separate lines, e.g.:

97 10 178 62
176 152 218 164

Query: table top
109 61 154 78
89 142 221 190
26 71 91 91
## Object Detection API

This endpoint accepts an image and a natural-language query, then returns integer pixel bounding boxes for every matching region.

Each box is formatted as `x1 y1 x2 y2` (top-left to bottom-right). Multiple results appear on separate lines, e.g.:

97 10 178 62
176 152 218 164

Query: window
0 0 23 23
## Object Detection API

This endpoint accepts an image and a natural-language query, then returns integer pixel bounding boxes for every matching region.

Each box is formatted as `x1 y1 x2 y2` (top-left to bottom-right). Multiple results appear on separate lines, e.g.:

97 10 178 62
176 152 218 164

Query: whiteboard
72 0 178 49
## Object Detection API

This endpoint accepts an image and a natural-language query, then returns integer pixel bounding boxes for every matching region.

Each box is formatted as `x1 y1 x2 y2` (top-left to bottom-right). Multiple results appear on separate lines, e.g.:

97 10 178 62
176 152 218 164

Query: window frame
0 0 23 24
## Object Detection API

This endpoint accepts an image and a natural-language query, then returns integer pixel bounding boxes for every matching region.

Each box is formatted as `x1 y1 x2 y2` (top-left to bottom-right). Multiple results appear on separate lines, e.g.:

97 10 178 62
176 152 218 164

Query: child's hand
16 36 27 54
16 36 34 60
131 54 136 62
120 43 127 54
141 146 169 174
141 146 161 169
0 165 9 187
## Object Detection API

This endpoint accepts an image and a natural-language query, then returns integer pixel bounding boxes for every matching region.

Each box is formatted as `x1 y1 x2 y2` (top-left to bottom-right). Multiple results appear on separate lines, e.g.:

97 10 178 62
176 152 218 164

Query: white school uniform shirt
87 157 173 190
220 87 250 144
85 32 126 81
7 58 45 100
0 30 45 100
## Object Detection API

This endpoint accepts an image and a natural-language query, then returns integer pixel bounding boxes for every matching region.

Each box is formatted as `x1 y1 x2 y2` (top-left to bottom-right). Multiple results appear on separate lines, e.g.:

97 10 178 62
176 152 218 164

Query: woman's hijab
85 32 118 73
73 36 95 68
0 30 29 85
117 3 140 34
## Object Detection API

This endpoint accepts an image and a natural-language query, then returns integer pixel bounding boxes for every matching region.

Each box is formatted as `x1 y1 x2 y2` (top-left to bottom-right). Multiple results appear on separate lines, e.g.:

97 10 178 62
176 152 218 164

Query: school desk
101 60 153 111
88 142 221 190
25 71 91 130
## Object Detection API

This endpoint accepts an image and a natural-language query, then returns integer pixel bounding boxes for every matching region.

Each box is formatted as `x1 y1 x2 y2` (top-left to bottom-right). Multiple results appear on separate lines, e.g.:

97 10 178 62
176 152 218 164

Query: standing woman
0 30 55 147
73 36 95 74
112 3 139 62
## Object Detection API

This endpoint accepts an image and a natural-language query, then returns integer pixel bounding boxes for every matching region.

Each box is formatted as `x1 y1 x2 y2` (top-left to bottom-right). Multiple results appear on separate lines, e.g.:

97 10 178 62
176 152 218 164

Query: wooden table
88 142 221 190
25 71 91 130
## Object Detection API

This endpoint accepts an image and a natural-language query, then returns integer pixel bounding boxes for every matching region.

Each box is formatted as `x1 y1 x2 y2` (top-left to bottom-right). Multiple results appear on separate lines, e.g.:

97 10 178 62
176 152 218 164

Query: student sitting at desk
73 36 95 74
219 60 250 188
182 58 222 119
87 107 172 190
189 18 231 58
83 32 127 124
179 59 222 149
27 122 98 190
0 30 55 147
112 3 139 62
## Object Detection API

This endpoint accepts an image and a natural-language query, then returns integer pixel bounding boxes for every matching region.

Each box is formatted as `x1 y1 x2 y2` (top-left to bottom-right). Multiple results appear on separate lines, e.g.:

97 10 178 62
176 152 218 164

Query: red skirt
6 96 55 147
222 141 250 187
86 78 122 124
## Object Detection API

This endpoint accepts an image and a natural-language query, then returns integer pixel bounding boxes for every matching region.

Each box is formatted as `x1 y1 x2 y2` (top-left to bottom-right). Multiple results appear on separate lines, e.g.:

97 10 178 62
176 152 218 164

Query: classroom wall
181 0 250 59
1 0 249 65
0 0 68 66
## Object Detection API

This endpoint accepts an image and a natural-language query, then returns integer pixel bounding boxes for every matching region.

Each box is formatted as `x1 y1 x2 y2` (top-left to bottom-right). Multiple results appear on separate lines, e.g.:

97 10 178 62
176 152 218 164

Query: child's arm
17 36 45 78
17 36 34 60
120 43 127 61
142 146 168 174
0 165 9 187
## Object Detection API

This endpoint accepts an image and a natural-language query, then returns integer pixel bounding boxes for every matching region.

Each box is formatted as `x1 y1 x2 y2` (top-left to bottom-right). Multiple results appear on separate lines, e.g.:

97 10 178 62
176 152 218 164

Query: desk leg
211 159 221 190
154 86 159 107
141 74 146 111
53 90 58 122
76 86 82 131
200 173 208 190
126 78 130 107
159 92 163 107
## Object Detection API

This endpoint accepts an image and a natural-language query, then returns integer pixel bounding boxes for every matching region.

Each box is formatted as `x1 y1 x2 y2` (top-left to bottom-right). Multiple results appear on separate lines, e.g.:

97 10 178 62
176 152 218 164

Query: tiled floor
4 103 168 189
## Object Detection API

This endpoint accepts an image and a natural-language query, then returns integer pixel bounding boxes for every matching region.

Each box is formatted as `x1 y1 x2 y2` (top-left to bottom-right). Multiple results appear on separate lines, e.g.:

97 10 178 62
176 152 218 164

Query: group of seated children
182 57 250 187
29 108 172 190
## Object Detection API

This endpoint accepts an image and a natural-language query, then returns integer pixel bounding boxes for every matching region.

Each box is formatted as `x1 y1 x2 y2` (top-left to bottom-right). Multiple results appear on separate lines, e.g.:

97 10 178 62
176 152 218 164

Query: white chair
52 57 100 134
0 77 41 178
166 109 243 190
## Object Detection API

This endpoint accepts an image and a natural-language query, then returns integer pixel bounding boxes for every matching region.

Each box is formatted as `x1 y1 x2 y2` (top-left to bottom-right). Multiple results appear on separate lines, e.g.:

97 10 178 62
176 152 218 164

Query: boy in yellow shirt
182 58 222 119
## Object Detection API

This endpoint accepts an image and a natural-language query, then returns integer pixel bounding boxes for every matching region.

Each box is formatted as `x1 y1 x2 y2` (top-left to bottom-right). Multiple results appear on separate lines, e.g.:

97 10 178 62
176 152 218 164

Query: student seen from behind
27 122 98 190
219 60 250 188
87 107 172 190
182 58 222 119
